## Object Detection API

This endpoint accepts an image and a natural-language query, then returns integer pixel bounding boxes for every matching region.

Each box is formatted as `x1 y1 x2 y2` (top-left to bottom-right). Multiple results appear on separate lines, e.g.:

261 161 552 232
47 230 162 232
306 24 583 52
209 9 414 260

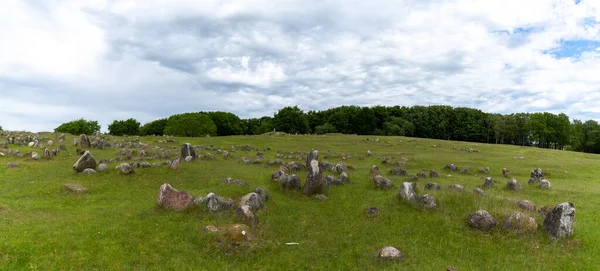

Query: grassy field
0 133 599 270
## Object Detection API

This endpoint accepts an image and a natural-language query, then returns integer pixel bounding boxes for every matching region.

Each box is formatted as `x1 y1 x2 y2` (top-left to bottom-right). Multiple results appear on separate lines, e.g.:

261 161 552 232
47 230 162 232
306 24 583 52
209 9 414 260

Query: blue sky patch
545 39 600 59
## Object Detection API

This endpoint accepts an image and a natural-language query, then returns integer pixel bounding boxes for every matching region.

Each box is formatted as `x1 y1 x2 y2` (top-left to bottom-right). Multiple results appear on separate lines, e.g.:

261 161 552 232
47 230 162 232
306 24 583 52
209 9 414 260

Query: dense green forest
53 105 600 154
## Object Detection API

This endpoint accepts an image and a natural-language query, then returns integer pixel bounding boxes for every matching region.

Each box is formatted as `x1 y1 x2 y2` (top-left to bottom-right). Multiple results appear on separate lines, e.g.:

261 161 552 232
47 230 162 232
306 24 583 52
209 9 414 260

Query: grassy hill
0 133 598 270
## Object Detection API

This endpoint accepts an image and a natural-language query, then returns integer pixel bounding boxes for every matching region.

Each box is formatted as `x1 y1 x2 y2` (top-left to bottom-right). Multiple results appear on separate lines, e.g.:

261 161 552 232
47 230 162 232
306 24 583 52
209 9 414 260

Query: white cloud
1 0 600 132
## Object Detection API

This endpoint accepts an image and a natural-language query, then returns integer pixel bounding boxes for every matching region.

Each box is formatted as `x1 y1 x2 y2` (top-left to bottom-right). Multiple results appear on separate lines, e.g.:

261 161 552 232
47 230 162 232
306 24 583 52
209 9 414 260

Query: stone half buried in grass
223 224 252 245
506 178 520 191
64 183 87 193
373 175 392 190
377 246 404 261
236 205 258 225
157 183 193 212
503 212 538 233
472 187 486 197
483 177 494 188
418 194 437 210
424 182 441 191
468 210 496 231
448 184 464 192
517 200 536 212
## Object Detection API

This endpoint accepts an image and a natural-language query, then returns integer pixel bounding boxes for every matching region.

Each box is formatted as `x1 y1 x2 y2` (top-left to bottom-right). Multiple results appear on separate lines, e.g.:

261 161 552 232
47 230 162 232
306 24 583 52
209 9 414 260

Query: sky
1 0 600 132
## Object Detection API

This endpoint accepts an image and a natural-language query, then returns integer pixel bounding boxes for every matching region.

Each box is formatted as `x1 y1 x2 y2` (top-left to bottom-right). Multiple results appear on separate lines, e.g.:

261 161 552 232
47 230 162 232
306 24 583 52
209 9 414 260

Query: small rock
366 207 379 215
448 184 464 192
424 182 441 191
184 155 193 162
503 212 538 233
483 177 494 188
116 163 135 174
315 194 328 200
282 174 301 191
517 200 536 212
468 210 496 231
418 194 437 209
97 163 108 172
204 225 219 232
539 179 551 189
373 175 393 189
506 178 520 191
205 193 235 212
223 224 251 245
377 246 404 261
224 177 248 186
82 168 96 175
472 187 486 196
63 183 87 193
429 170 439 178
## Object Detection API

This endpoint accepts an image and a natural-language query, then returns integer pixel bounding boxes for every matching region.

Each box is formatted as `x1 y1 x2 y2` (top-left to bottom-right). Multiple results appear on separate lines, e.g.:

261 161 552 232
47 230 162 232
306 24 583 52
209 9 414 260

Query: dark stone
506 178 520 191
303 159 324 196
80 134 91 148
425 182 441 191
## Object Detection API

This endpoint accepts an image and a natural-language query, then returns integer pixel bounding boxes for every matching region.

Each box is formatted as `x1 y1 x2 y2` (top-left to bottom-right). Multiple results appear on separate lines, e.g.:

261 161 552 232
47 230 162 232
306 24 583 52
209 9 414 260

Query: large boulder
373 175 392 189
377 246 404 261
468 210 496 231
72 151 96 173
157 183 193 212
80 134 91 148
399 182 417 202
503 212 538 233
543 202 575 240
303 159 324 196
181 143 196 159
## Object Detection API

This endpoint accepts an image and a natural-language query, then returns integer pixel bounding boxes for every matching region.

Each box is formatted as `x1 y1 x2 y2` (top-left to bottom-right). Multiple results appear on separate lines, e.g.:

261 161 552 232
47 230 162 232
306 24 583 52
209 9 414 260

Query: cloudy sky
1 0 600 132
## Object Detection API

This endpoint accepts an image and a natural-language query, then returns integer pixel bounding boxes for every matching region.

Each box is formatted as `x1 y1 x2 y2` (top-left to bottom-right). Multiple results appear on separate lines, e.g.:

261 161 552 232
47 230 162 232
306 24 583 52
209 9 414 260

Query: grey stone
424 182 441 191
181 143 196 159
468 210 496 231
303 159 324 196
399 182 417 202
372 175 392 189
418 194 437 209
483 177 494 188
305 149 319 168
82 168 97 175
205 192 235 212
97 163 108 172
31 152 41 160
80 134 91 148
377 246 404 261
503 212 538 233
517 200 536 212
448 184 464 192
543 202 575 240
539 179 551 189
184 155 193 162
472 187 486 196
116 163 134 174
73 151 96 173
236 205 258 225
6 162 19 168
255 186 269 202
282 174 301 191
506 178 520 191
239 192 263 211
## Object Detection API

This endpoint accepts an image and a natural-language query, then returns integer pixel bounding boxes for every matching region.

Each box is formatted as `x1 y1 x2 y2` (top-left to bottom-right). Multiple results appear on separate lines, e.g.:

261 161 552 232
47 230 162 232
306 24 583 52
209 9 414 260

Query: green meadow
0 133 599 270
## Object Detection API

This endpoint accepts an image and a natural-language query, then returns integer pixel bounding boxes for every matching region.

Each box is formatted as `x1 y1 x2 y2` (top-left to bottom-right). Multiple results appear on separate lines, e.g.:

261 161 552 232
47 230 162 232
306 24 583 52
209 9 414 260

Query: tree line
54 104 600 154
